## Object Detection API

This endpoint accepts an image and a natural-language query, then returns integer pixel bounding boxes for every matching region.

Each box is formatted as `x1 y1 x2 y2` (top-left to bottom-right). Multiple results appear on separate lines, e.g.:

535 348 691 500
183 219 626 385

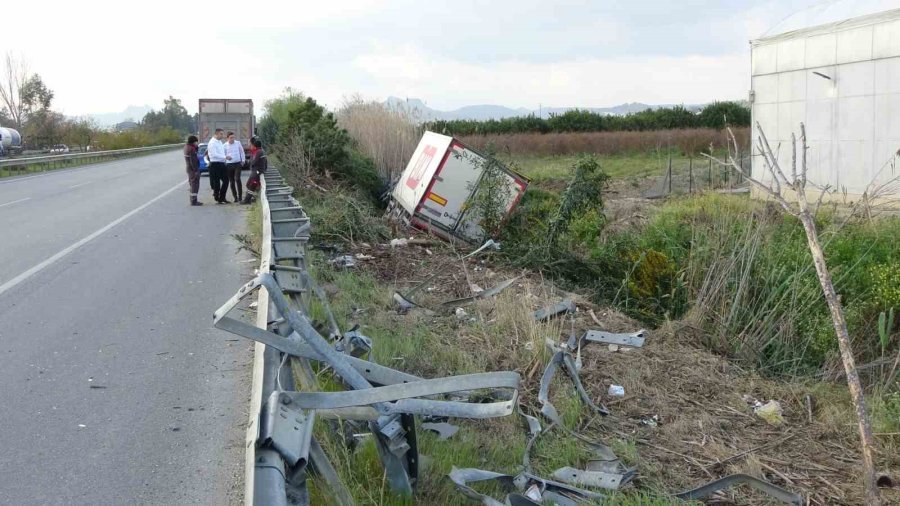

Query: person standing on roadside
207 128 228 204
183 135 203 206
241 138 267 204
224 131 246 203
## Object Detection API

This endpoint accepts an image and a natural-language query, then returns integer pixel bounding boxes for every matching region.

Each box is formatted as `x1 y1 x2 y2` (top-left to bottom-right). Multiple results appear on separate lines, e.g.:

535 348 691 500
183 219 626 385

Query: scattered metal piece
329 255 357 269
608 385 625 397
448 467 605 505
582 329 647 348
534 300 576 321
675 474 803 505
551 466 635 490
421 422 459 441
440 277 520 307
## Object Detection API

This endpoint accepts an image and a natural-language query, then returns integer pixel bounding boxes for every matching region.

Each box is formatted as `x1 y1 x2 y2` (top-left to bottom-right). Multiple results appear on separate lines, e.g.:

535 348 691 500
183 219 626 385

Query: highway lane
0 151 252 505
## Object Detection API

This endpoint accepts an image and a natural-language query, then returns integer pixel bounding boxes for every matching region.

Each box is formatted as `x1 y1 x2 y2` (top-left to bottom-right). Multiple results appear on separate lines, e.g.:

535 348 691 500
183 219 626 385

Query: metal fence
0 144 181 177
643 153 752 199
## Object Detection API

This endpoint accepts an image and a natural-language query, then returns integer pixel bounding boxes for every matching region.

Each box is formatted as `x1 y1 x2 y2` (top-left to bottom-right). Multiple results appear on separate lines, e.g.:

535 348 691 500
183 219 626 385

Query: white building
750 4 900 200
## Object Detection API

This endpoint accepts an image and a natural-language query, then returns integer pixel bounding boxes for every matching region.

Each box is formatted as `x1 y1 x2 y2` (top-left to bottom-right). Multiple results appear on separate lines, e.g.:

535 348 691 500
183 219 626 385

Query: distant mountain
86 105 153 127
385 97 702 122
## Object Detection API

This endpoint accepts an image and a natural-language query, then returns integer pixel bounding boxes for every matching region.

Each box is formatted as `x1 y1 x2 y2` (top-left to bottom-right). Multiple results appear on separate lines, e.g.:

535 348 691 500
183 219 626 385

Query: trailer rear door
419 142 484 230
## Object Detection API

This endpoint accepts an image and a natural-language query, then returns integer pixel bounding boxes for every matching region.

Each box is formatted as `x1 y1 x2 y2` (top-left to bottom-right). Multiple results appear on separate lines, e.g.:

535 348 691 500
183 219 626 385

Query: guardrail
213 169 524 506
0 144 182 175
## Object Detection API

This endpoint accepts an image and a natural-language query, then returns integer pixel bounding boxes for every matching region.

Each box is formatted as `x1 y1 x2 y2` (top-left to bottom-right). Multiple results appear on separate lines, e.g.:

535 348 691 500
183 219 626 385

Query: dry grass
311 235 899 505
336 96 424 182
460 128 751 157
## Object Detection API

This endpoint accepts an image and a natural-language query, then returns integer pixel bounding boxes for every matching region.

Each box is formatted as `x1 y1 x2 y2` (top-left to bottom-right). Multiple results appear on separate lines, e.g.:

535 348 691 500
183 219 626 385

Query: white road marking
0 197 31 208
0 180 185 298
69 182 89 189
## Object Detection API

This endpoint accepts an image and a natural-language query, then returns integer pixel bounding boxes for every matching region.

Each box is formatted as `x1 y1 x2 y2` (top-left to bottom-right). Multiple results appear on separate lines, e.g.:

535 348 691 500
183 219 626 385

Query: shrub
459 128 750 157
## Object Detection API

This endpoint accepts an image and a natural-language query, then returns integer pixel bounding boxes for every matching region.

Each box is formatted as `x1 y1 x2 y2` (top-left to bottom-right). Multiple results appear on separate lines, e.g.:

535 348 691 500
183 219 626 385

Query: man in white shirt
207 128 228 203
224 131 247 203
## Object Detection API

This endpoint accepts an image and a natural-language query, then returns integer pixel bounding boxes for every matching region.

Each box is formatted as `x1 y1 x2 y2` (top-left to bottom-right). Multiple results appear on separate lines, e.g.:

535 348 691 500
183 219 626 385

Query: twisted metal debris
215 167 805 505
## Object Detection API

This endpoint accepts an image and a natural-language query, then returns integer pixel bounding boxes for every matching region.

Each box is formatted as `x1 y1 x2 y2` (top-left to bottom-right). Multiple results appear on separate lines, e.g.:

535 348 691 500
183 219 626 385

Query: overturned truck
389 132 529 243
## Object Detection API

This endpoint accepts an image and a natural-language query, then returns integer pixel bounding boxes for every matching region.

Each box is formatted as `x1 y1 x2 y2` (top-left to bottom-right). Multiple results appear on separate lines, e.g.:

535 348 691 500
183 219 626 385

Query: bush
261 90 387 205
459 128 750 157
427 101 750 136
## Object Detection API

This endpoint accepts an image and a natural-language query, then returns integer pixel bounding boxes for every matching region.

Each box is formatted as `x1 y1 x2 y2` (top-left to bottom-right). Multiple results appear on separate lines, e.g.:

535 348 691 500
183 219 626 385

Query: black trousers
209 162 228 202
226 163 243 201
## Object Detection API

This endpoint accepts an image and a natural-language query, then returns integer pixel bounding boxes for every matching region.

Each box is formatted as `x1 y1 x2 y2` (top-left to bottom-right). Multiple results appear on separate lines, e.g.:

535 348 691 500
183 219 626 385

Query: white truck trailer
198 99 255 150
391 131 529 243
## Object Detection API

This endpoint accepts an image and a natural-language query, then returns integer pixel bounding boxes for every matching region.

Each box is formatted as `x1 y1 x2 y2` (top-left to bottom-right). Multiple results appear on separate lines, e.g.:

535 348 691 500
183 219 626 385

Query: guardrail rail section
213 168 522 506
0 144 182 177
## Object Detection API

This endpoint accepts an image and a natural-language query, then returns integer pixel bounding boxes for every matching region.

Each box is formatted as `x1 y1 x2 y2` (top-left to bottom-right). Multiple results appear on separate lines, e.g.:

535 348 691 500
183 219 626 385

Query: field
256 96 900 505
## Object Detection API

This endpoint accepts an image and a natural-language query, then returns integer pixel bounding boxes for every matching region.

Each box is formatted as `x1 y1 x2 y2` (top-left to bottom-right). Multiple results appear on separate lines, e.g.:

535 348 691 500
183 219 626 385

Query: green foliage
878 308 895 355
19 74 54 117
427 102 750 136
261 90 386 203
257 88 306 147
95 126 181 150
462 147 514 241
547 156 609 247
140 96 194 134
697 100 751 130
283 97 352 173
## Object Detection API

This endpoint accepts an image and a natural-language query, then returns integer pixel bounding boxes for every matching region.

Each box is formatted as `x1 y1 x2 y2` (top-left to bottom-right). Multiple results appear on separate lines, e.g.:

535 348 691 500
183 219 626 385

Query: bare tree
708 123 889 506
0 53 29 130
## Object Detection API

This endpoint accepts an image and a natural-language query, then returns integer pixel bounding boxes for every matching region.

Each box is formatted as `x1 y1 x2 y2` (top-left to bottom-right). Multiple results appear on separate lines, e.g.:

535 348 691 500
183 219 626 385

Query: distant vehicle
197 143 209 172
49 144 70 154
198 99 255 154
0 126 23 157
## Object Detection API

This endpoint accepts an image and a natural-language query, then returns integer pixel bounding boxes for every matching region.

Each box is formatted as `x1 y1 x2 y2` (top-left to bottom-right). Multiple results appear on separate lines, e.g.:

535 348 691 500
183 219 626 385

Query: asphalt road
0 152 253 505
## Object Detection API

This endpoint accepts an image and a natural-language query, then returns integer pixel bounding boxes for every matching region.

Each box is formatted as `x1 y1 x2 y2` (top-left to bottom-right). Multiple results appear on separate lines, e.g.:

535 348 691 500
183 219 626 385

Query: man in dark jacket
241 139 267 205
184 135 203 206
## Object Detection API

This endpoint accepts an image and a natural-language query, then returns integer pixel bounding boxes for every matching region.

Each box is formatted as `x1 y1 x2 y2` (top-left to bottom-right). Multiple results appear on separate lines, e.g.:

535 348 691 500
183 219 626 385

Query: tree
0 53 30 130
141 96 194 134
20 74 54 116
709 123 890 506
258 88 306 147
698 101 751 130
24 110 66 149
66 117 99 151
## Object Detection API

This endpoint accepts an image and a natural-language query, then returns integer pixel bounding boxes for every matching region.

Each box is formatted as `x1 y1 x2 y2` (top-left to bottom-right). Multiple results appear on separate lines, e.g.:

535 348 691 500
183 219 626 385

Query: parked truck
197 99 255 151
0 126 23 157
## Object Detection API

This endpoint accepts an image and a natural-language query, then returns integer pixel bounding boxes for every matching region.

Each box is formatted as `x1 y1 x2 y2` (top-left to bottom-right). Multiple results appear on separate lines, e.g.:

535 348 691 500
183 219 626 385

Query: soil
335 233 898 506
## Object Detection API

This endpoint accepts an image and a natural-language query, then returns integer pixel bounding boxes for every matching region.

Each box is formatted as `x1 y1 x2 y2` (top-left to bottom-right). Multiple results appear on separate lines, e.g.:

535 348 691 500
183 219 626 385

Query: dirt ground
336 221 898 505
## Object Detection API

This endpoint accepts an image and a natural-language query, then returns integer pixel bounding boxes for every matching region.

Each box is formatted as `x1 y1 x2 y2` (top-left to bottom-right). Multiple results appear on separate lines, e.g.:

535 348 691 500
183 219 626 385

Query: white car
49 144 70 154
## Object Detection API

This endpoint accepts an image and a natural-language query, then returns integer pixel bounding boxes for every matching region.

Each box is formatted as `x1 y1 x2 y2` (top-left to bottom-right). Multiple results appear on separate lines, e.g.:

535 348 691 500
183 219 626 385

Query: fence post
689 156 693 194
708 157 713 189
667 155 672 195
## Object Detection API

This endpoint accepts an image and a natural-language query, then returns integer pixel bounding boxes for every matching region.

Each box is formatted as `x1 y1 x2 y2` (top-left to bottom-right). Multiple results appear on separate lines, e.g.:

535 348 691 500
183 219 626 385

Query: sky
2 0 896 117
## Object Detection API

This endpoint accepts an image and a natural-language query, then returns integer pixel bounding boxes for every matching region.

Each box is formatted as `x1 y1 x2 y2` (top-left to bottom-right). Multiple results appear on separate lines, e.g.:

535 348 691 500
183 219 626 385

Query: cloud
353 44 749 109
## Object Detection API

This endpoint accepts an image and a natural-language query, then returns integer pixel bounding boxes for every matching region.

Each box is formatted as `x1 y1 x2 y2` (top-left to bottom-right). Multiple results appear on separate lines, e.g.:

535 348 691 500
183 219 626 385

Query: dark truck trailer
198 99 256 151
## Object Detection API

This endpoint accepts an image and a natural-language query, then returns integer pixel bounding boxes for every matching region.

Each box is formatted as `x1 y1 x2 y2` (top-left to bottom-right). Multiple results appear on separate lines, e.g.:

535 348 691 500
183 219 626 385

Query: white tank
0 127 23 149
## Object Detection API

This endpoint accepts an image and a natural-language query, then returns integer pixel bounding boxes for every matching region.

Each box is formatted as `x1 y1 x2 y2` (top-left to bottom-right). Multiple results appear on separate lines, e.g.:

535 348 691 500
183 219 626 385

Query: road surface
0 152 252 505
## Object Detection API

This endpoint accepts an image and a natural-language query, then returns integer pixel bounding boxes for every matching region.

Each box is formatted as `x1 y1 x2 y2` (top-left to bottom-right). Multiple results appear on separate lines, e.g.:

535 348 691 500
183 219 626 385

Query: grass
511 153 685 183
295 260 690 505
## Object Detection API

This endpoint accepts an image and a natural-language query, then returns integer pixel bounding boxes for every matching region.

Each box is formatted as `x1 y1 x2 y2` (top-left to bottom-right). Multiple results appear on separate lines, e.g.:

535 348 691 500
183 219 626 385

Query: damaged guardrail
215 168 523 505
216 168 806 505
